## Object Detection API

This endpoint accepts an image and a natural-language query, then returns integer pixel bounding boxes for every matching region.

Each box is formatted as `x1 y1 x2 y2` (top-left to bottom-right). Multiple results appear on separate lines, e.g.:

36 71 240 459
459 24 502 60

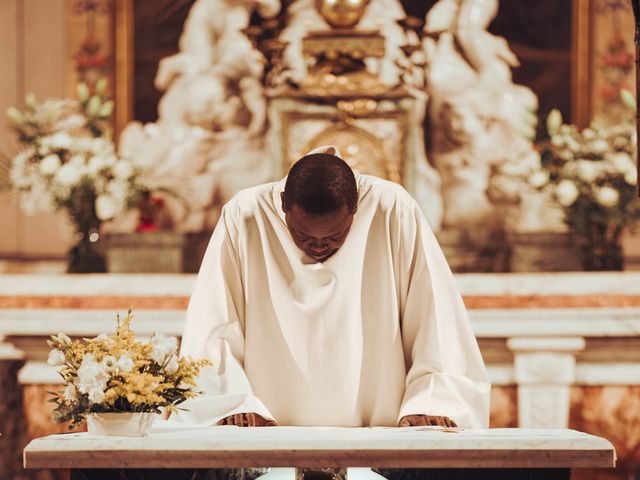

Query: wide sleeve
397 202 491 428
174 205 275 426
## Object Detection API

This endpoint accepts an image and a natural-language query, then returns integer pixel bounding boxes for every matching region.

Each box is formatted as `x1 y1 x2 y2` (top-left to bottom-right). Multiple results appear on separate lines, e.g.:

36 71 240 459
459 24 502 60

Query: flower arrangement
530 102 639 270
6 80 173 271
46 309 211 428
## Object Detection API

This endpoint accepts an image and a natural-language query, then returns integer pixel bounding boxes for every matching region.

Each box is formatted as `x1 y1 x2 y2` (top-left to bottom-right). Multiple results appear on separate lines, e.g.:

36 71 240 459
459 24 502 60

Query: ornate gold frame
572 0 593 128
113 0 133 138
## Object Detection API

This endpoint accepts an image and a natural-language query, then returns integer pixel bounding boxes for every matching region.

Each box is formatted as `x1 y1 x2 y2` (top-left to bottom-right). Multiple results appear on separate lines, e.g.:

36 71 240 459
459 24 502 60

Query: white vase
87 412 158 437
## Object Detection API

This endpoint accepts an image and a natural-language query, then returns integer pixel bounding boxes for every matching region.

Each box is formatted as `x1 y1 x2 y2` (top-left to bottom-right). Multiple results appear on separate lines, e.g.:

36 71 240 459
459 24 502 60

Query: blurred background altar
1 0 640 479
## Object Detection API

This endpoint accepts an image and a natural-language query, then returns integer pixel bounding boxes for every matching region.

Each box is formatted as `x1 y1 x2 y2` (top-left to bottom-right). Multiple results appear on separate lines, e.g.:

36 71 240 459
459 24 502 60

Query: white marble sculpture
279 0 408 87
424 0 545 231
115 0 280 233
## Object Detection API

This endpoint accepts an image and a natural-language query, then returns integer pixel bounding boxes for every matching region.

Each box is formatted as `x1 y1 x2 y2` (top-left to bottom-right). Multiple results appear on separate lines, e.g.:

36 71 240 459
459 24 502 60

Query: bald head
282 153 358 215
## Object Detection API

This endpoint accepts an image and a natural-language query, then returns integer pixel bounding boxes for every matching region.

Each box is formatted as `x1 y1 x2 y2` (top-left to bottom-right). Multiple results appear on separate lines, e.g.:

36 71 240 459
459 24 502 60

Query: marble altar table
23 425 615 479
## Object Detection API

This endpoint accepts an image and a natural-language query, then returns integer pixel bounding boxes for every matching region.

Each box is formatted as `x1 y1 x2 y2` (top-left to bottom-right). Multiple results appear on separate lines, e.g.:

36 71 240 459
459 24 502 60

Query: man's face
283 202 355 262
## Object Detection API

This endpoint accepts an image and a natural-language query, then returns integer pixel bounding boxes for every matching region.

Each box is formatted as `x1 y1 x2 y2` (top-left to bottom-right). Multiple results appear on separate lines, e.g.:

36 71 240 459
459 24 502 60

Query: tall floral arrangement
47 309 211 428
531 102 639 270
6 81 167 271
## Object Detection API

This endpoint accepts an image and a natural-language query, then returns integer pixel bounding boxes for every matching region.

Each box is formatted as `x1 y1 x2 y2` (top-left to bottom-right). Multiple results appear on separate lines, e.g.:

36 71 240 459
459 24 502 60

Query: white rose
575 160 600 183
117 354 134 373
64 383 77 401
595 186 619 208
165 355 179 375
54 162 82 187
113 160 134 179
624 169 637 186
555 179 579 206
149 333 178 364
49 132 73 150
529 171 549 188
47 349 66 366
96 194 119 220
39 154 61 176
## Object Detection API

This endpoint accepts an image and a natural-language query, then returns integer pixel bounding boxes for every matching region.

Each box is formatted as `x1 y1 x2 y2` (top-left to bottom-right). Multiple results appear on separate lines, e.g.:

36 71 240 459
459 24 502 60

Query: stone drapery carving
423 0 544 231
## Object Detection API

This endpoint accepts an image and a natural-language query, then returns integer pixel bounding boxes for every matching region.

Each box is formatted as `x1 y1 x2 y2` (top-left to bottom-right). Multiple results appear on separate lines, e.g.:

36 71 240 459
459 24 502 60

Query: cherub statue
114 0 281 233
424 0 541 231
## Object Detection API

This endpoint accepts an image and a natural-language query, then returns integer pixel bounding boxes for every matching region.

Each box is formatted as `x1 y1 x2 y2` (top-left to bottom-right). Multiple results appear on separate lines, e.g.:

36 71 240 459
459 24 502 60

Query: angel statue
423 0 544 231
112 0 281 233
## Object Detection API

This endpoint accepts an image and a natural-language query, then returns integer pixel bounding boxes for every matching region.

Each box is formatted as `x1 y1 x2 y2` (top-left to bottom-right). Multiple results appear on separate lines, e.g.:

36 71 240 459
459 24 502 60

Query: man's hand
217 412 278 427
398 415 457 428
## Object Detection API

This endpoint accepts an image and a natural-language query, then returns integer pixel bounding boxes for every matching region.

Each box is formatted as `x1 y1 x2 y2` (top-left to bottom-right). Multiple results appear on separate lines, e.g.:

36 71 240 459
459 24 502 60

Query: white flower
546 109 563 136
87 387 105 404
96 333 112 343
590 139 609 155
575 160 600 183
87 155 111 176
69 154 86 167
149 333 178 364
551 135 565 148
624 169 637 186
49 132 73 150
609 152 634 175
54 162 82 187
64 383 77 401
117 354 134 373
113 160 134 179
595 186 619 208
529 170 549 188
96 194 119 220
77 354 110 403
47 349 66 366
39 154 62 176
102 355 118 373
555 179 579 206
165 355 179 375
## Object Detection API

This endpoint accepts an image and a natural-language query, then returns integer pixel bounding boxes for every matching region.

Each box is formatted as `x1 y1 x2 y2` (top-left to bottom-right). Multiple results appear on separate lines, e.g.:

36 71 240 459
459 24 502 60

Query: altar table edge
23 427 616 470
23 449 616 470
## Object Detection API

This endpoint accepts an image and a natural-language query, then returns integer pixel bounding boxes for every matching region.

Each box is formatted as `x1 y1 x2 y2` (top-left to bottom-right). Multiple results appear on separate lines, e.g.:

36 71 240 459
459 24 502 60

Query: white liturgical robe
176 173 490 428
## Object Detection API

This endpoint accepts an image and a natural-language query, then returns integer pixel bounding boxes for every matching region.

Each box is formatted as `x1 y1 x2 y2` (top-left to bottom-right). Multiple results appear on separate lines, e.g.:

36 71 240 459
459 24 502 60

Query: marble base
102 232 210 273
507 232 582 272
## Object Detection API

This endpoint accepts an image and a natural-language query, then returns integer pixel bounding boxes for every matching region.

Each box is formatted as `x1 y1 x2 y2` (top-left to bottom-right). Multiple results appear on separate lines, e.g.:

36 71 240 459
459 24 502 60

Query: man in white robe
176 146 490 429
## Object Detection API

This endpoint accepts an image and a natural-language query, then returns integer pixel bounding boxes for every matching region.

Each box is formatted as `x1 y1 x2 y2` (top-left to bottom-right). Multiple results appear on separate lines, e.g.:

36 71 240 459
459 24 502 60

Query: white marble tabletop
23 426 616 470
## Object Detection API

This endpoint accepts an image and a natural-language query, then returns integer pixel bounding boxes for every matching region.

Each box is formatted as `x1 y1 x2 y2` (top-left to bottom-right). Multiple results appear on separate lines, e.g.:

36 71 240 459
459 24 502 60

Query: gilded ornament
315 0 371 29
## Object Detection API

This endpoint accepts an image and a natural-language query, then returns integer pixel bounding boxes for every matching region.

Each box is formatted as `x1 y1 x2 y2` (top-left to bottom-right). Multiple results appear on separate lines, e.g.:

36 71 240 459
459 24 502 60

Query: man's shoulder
223 181 278 217
358 174 417 213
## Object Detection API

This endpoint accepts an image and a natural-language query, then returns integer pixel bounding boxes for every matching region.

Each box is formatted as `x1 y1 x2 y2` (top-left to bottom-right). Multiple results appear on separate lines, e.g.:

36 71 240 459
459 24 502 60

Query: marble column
507 337 586 428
